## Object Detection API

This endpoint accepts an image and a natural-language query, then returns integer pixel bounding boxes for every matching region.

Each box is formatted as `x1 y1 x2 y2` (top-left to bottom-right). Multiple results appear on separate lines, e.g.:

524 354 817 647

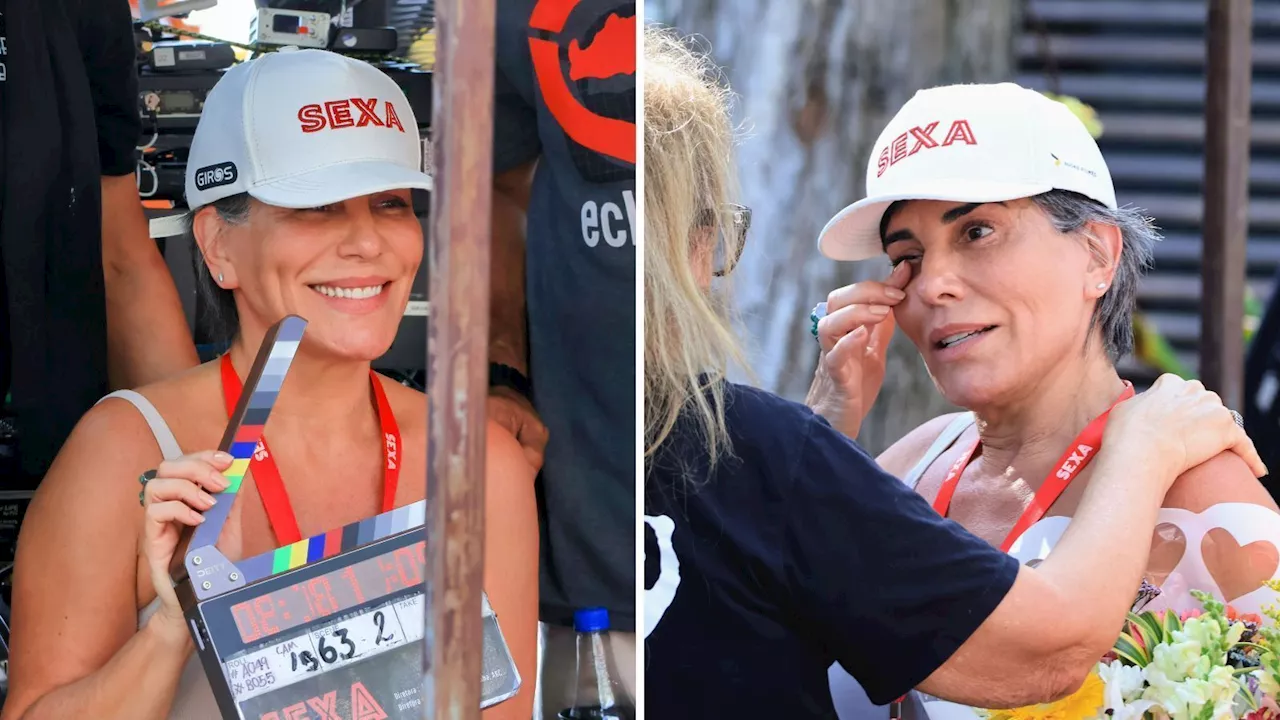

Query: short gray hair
1029 190 1159 361
184 193 252 344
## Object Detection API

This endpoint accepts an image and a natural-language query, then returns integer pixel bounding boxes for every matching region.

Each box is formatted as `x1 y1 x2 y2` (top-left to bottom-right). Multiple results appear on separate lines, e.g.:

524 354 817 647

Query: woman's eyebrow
941 201 1005 224
883 228 915 249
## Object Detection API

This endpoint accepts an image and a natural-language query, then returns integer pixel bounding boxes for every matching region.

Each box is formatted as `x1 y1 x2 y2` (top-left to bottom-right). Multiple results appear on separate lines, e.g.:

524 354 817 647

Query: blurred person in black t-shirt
0 0 197 484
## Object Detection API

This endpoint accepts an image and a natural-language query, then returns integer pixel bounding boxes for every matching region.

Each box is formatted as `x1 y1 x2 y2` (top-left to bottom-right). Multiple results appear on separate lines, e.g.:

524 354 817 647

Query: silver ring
1230 409 1244 428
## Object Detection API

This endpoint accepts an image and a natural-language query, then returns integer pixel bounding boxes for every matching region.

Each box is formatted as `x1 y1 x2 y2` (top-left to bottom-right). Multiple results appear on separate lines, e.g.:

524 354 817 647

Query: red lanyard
220 353 402 546
931 382 1135 552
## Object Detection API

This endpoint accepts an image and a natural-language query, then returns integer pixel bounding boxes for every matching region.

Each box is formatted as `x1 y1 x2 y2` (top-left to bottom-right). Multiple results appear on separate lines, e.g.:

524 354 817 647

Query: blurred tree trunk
647 0 1021 453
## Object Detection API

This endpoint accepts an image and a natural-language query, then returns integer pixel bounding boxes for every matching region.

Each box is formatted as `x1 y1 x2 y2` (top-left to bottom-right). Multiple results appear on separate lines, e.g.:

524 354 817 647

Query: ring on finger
1230 409 1244 428
138 469 157 507
810 302 828 343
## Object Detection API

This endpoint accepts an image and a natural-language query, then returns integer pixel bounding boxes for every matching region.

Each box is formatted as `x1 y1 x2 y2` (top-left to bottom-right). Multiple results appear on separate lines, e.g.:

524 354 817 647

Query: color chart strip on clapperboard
237 500 427 583
188 315 308 553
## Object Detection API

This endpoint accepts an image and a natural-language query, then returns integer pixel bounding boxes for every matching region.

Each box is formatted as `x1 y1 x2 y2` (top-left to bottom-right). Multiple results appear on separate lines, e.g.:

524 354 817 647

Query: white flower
1094 660 1157 720
1203 665 1239 707
1110 699 1159 720
1099 660 1147 706
1147 640 1205 688
1179 616 1221 649
1139 641 1244 720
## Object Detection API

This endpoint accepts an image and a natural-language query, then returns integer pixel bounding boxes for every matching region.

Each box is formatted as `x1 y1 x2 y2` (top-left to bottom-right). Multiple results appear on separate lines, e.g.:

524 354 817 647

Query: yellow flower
983 671 1106 720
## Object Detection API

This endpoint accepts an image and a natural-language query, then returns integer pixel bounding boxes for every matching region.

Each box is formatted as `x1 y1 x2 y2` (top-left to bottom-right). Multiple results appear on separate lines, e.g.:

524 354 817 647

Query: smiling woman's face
197 190 422 361
882 198 1101 408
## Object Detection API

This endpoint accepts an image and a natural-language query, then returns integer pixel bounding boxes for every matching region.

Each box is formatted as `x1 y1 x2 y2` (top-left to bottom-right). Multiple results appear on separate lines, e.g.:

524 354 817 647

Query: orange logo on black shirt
529 0 635 166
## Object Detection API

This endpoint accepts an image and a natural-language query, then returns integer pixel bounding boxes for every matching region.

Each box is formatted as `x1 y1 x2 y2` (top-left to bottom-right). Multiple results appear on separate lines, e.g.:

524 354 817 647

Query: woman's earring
1096 282 1107 290
218 272 224 284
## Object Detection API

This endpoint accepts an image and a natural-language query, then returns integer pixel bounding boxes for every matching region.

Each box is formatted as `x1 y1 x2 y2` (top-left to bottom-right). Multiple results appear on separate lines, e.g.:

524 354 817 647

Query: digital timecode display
223 592 428 710
230 541 427 644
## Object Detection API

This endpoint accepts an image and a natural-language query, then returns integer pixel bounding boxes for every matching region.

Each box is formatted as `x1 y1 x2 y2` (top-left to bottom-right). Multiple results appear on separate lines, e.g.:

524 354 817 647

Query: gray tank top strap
97 390 184 461
900 412 977 490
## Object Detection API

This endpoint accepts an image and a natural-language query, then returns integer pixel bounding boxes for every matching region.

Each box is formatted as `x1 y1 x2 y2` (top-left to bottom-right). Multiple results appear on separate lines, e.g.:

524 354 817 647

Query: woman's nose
336 205 386 258
912 250 966 306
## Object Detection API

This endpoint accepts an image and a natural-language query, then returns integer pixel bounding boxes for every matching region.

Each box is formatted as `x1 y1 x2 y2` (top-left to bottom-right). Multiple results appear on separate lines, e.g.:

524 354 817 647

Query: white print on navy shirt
643 514 680 640
581 190 635 248
1 14 8 83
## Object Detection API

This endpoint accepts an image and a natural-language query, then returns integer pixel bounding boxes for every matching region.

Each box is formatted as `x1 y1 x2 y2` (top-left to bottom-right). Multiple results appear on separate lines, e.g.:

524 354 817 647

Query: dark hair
185 193 251 344
1028 190 1159 361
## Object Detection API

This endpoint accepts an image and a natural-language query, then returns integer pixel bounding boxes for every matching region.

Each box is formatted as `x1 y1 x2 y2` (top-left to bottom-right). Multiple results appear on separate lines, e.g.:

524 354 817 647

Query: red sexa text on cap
876 119 977 177
298 98 406 134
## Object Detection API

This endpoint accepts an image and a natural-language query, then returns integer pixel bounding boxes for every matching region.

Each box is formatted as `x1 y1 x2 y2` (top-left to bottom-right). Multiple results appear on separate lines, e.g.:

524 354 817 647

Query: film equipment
147 40 238 72
136 0 219 21
178 316 519 718
250 8 332 49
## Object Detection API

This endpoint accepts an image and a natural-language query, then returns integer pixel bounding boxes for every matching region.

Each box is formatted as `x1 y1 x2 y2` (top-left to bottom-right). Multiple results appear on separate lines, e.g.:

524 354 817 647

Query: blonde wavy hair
644 25 749 470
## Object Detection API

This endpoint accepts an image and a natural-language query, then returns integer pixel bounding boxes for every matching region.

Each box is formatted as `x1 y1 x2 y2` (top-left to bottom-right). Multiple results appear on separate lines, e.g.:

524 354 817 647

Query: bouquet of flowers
978 583 1280 720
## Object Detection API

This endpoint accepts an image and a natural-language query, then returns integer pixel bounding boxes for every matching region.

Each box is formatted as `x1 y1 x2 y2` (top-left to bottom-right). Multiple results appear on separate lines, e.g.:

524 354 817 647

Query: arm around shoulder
481 419 539 720
785 412 1124 708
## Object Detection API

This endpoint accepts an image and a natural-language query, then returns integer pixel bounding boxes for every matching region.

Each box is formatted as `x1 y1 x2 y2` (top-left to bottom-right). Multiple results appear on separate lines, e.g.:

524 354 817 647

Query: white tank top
100 390 222 720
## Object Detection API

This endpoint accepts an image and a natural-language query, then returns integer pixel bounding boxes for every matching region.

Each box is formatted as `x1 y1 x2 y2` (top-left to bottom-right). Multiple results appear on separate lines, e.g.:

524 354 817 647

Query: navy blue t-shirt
494 0 636 630
643 383 1020 718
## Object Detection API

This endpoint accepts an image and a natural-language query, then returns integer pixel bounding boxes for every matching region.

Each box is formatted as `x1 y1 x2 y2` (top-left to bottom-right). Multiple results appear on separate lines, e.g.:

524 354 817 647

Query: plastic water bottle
557 608 634 720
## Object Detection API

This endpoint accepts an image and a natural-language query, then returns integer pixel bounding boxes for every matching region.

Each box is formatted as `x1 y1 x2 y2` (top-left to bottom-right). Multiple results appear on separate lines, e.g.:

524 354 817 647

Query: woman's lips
307 281 392 313
309 282 387 300
930 325 997 361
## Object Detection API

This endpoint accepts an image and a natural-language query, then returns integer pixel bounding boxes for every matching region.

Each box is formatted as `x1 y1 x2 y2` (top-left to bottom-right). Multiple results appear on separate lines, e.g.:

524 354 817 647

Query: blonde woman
641 25 1264 720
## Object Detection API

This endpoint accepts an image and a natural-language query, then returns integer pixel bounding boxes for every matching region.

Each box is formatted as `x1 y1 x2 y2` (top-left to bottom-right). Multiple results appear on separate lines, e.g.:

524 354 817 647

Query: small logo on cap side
1049 153 1097 177
194 162 239 192
876 119 977 178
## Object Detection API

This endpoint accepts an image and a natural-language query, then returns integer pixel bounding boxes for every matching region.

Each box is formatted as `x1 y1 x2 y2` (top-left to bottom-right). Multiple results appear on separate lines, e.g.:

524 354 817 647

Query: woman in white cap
811 83 1280 718
1 49 537 720
643 28 1265 720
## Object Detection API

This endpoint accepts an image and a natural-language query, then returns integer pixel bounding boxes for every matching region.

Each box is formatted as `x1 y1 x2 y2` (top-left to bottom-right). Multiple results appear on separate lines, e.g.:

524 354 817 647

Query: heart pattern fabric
1007 503 1280 615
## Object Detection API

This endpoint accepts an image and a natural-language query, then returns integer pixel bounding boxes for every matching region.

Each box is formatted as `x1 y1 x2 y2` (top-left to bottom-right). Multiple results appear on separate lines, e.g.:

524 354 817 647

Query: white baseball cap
184 47 433 212
816 82 1116 262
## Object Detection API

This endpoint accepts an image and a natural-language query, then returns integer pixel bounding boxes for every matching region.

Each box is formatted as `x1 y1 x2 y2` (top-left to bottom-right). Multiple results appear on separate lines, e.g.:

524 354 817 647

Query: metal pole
424 0 495 717
1202 0 1252 409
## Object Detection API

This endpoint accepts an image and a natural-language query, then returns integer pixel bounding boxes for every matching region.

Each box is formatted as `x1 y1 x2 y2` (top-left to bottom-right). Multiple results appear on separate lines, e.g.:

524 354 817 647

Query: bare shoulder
54 360 224 489
31 377 183 521
376 375 426 418
1163 450 1280 513
54 391 172 484
876 411 973 478
22 386 170 565
5 378 174 708
485 419 534 481
373 377 530 483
